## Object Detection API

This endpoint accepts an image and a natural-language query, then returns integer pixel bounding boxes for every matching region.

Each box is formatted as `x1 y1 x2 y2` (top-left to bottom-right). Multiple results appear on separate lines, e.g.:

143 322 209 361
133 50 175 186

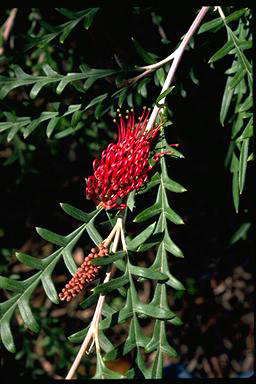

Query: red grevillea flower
86 108 172 210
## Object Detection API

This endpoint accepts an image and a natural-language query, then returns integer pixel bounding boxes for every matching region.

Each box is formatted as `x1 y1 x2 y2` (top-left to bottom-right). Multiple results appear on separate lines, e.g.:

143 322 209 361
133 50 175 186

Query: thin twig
145 6 209 132
0 8 17 55
65 218 123 379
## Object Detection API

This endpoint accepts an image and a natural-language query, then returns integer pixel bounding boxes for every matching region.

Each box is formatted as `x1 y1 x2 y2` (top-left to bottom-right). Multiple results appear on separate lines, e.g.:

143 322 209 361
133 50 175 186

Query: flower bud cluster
86 108 162 210
59 243 108 302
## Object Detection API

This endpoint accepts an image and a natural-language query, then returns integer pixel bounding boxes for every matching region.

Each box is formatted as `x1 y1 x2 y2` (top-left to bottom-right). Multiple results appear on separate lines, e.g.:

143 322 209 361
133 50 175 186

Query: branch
65 217 123 379
145 6 209 132
0 8 17 55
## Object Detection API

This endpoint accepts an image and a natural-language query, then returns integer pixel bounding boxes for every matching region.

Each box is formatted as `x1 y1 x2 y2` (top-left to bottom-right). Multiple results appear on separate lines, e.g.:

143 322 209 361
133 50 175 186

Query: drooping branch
65 217 123 379
145 6 209 132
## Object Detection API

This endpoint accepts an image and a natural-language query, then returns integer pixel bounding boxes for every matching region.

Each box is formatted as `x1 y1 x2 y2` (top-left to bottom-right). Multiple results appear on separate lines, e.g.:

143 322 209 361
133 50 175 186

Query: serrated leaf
127 222 156 250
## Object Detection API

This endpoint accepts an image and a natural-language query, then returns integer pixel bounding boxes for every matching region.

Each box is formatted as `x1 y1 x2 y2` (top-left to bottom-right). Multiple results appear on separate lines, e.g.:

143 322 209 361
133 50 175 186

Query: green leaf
46 116 60 138
198 9 247 34
17 299 40 332
137 232 164 252
133 203 161 222
237 116 253 141
150 348 163 378
138 173 160 194
156 87 175 107
226 26 252 86
86 220 103 245
127 222 156 250
129 264 168 281
84 93 108 111
60 203 99 223
62 249 77 276
1 315 16 353
238 95 253 113
90 251 126 266
93 352 126 379
23 112 58 138
15 252 44 270
68 325 90 343
83 8 100 29
229 222 251 245
0 277 24 293
80 291 99 309
59 18 81 44
36 227 67 247
209 40 234 63
132 38 158 64
220 76 234 125
126 190 136 212
93 273 129 295
232 171 239 213
238 138 249 194
229 68 246 89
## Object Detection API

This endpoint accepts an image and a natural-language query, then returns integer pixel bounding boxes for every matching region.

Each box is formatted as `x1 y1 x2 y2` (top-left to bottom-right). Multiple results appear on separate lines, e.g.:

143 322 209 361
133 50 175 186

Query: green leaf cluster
200 8 252 212
0 204 103 353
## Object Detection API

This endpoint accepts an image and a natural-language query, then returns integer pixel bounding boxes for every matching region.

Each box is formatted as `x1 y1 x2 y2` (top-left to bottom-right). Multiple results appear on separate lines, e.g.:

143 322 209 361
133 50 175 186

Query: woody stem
65 218 123 379
145 6 209 132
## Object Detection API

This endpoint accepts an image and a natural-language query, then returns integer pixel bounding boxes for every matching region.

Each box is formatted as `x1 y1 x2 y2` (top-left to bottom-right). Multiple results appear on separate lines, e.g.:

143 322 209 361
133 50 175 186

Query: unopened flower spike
85 108 176 210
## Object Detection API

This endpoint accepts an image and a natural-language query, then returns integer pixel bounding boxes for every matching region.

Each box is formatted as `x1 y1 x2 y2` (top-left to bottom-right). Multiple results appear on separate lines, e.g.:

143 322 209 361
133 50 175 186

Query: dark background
0 6 254 379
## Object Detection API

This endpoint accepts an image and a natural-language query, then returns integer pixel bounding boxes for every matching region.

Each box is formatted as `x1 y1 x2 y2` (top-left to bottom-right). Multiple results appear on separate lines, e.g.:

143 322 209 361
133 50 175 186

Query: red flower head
86 107 173 210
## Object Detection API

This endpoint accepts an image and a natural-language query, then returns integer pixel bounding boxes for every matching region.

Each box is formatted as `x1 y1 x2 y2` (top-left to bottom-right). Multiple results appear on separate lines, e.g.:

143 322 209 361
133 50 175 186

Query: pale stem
145 6 209 132
0 8 18 55
217 6 226 20
65 218 123 379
